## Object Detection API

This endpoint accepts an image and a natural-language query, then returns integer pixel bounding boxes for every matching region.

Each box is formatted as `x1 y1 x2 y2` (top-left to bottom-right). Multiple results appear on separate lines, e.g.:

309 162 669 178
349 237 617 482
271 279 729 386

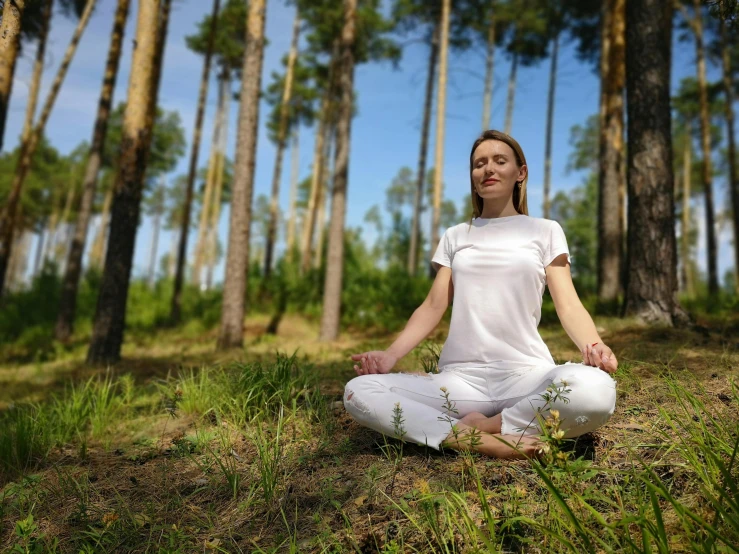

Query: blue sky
5 0 735 285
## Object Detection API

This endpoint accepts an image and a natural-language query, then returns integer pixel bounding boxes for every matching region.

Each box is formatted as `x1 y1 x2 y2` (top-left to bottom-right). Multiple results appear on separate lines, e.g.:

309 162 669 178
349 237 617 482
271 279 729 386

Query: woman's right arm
388 266 453 359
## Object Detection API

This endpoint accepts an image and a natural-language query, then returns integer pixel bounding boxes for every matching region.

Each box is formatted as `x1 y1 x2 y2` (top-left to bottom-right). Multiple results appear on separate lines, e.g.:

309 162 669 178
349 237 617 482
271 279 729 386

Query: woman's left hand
582 342 618 374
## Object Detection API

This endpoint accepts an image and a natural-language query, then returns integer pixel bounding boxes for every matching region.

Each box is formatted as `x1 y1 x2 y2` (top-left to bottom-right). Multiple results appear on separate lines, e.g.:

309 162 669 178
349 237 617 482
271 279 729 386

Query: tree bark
719 0 738 293
0 0 26 152
285 127 300 259
623 0 686 325
481 7 495 131
192 72 226 289
681 121 693 296
54 176 76 264
690 0 719 297
217 0 267 350
319 0 356 341
300 45 338 275
0 0 95 295
89 185 112 269
314 126 334 270
206 73 230 290
170 0 220 322
148 174 165 288
429 0 450 280
56 0 131 340
33 219 46 276
542 32 559 220
87 0 164 365
597 0 625 304
264 9 300 278
408 26 437 277
503 49 517 135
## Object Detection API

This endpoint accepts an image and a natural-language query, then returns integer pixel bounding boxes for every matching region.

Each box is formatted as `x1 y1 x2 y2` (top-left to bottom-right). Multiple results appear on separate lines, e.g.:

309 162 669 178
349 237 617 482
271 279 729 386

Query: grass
0 307 737 552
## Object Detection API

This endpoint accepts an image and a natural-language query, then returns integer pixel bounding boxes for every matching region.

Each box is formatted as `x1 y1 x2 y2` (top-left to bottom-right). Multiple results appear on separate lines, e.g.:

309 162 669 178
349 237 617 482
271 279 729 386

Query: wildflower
439 386 448 393
550 409 560 420
553 430 565 440
538 443 551 454
556 452 568 461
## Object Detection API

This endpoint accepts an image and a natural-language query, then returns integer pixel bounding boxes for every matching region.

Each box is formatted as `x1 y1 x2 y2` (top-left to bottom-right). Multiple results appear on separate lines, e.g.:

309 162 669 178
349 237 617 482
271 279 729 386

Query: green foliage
185 0 247 74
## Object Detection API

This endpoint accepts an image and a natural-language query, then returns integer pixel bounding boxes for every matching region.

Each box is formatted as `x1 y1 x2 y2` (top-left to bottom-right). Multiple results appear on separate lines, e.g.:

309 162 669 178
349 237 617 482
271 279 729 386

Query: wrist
385 347 403 360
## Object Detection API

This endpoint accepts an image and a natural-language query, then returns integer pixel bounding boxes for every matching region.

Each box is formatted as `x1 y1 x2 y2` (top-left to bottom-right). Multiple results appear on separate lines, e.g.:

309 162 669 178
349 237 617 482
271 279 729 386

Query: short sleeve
431 229 453 272
543 220 571 267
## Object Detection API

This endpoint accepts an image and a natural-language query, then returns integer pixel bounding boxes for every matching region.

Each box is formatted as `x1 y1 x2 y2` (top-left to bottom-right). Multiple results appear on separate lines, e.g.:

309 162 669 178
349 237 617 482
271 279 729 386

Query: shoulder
441 221 473 239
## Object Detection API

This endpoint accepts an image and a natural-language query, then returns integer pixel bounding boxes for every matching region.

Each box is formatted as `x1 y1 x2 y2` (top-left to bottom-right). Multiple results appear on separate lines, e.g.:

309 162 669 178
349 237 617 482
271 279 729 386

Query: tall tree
170 0 220 324
55 0 131 341
0 0 27 152
717 0 738 292
0 0 95 295
264 10 301 278
191 72 227 287
285 128 300 258
597 0 626 304
429 0 450 280
623 0 686 324
217 0 267 350
146 174 166 287
87 0 167 365
319 0 357 341
677 0 720 297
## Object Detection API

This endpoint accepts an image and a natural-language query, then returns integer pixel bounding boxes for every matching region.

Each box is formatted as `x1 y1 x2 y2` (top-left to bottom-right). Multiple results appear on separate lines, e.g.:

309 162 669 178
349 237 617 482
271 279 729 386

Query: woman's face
471 140 527 202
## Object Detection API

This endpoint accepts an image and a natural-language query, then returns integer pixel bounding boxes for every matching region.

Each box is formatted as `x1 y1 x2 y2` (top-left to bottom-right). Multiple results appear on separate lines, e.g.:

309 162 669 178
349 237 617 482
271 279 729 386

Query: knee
554 366 617 435
343 375 383 418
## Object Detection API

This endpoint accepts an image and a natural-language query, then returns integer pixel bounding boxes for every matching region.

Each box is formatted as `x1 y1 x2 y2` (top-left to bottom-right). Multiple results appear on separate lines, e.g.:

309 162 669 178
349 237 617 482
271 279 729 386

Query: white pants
343 363 617 450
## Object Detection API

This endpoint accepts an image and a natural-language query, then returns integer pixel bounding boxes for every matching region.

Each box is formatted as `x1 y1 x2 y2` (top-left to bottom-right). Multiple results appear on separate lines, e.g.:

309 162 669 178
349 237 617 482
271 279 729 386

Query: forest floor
1 309 738 553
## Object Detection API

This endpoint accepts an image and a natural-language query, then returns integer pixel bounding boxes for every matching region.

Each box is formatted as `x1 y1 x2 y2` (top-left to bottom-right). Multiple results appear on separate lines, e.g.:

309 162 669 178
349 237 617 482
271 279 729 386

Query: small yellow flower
553 430 565 440
550 409 560 420
439 386 448 393
538 443 551 454
102 512 119 527
556 452 568 461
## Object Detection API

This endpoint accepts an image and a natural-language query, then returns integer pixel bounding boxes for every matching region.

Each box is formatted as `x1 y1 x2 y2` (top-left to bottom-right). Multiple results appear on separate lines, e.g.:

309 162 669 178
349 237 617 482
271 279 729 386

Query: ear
518 164 528 183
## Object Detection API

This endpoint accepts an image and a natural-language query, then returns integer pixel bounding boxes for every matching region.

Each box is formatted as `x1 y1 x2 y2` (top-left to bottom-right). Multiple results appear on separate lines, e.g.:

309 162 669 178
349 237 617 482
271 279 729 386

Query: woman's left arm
545 253 618 374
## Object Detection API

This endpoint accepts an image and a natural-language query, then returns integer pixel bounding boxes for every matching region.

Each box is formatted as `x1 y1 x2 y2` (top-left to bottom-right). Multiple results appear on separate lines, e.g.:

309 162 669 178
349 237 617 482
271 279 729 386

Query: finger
584 344 592 366
581 348 587 365
367 356 376 375
591 347 603 369
587 344 598 367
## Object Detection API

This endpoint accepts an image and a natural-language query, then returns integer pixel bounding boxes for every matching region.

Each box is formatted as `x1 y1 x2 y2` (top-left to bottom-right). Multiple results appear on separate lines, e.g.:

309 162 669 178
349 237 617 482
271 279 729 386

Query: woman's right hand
351 350 398 375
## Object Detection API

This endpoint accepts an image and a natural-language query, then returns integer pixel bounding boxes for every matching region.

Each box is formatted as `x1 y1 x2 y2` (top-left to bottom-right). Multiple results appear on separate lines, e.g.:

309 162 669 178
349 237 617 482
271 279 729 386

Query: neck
479 198 519 218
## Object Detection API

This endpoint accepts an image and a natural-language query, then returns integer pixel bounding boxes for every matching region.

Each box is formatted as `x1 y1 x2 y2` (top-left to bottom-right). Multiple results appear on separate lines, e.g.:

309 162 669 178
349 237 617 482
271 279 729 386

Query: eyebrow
474 154 508 163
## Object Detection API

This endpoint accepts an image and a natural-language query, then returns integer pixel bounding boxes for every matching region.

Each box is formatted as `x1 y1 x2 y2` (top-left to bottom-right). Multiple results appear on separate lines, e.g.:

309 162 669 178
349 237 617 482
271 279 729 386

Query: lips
483 179 498 185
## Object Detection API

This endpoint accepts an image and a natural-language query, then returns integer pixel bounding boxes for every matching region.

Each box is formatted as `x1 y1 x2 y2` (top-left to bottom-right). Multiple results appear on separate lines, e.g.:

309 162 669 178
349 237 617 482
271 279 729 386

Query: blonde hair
468 130 529 218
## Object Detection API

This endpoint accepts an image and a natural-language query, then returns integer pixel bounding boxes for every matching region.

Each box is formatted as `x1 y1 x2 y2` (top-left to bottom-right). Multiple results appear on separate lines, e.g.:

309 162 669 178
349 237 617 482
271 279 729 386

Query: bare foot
442 423 542 459
458 413 502 435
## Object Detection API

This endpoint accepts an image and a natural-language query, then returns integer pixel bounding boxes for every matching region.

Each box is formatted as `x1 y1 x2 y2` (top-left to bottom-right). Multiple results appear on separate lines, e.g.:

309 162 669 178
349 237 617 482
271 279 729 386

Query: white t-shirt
431 214 571 371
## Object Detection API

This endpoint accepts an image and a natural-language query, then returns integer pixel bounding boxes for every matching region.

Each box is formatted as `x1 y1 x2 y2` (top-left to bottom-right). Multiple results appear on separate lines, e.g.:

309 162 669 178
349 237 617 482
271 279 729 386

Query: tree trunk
54 177 76 264
264 9 300 278
542 32 559 220
192 72 226 289
87 0 164 365
0 0 95 295
217 0 267 350
623 0 686 325
681 121 693 296
33 219 46 276
691 0 719 297
56 0 130 341
314 127 334 270
719 0 738 293
408 26 438 277
597 0 625 304
319 0 357 341
0 0 27 152
481 7 495 131
206 73 230 290
503 49 517 135
429 0 450 280
168 229 178 278
89 186 112 269
170 0 220 323
148 178 164 289
44 189 62 264
285 127 300 260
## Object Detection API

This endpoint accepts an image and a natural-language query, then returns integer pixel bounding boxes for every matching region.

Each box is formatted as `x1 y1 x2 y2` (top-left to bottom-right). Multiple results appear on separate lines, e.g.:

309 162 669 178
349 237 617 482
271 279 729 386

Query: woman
344 130 617 459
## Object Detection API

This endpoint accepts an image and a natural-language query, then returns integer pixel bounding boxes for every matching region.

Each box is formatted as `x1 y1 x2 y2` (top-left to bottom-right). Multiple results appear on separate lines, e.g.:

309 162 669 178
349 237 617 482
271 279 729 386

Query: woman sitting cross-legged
344 130 617 459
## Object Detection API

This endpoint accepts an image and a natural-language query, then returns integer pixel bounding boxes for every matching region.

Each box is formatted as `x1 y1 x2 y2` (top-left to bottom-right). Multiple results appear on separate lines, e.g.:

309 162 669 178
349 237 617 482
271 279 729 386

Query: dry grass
1 311 737 552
